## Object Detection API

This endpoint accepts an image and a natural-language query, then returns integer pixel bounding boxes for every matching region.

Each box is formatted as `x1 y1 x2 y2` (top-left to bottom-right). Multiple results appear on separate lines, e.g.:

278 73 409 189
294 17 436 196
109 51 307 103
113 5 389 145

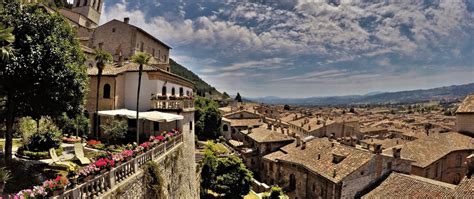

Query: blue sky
99 0 474 98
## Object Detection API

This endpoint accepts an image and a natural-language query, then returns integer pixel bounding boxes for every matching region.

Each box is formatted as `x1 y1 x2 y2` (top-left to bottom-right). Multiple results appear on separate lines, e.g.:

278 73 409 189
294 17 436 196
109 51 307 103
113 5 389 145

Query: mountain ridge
247 83 474 105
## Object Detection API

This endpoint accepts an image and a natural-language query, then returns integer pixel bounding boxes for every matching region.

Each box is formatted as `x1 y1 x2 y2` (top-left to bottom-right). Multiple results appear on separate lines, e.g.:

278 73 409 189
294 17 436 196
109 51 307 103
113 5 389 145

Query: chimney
373 144 382 154
124 17 130 24
281 127 284 134
392 147 401 159
317 154 321 160
248 126 253 134
296 135 301 147
267 123 272 130
333 169 337 178
301 141 306 149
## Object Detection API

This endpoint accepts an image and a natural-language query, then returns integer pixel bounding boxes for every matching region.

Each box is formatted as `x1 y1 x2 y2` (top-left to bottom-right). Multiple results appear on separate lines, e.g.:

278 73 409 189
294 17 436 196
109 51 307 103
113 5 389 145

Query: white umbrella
141 111 184 122
97 109 183 122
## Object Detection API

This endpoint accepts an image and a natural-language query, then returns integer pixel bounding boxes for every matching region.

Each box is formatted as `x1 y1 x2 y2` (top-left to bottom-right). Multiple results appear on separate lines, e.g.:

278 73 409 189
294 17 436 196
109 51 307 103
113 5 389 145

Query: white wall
123 72 193 111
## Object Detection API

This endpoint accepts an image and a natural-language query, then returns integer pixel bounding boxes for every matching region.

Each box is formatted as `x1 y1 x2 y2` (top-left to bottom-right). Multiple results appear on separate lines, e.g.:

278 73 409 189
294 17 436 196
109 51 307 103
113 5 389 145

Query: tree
268 186 284 199
131 52 151 143
283 104 290 110
213 155 253 198
222 92 230 99
194 97 221 140
0 2 87 162
235 92 242 102
200 147 252 198
100 117 127 144
93 48 112 139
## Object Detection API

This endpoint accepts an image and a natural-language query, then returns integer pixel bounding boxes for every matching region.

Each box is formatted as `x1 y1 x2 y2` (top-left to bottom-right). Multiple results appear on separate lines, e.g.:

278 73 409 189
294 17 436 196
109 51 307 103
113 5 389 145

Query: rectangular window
152 48 155 57
140 42 144 51
112 28 116 32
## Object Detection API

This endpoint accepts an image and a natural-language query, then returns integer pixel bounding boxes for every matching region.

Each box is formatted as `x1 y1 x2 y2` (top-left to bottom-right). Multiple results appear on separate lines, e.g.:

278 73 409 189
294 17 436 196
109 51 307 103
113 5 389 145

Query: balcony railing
55 134 184 199
151 95 194 110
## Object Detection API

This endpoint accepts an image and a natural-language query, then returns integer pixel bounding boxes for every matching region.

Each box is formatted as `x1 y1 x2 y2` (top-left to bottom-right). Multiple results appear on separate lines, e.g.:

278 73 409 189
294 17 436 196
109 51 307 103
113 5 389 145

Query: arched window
179 87 184 96
161 86 166 96
289 174 296 190
103 84 111 99
223 124 229 132
171 87 175 96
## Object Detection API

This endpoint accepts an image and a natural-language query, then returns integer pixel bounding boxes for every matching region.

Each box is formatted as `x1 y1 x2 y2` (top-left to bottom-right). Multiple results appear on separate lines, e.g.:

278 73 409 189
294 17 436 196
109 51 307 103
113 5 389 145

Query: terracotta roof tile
383 132 474 168
264 138 374 183
244 125 294 143
363 172 456 199
457 95 474 113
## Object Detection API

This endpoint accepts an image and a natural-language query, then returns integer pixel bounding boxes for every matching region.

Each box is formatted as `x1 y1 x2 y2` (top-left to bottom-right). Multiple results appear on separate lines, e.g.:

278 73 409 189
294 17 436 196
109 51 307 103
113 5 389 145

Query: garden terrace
56 133 183 199
150 96 194 111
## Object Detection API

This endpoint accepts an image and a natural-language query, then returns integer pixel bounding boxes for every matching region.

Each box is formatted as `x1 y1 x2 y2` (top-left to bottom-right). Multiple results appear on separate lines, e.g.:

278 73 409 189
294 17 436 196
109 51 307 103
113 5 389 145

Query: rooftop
383 132 474 168
362 172 456 199
264 138 374 183
243 124 294 143
457 95 474 113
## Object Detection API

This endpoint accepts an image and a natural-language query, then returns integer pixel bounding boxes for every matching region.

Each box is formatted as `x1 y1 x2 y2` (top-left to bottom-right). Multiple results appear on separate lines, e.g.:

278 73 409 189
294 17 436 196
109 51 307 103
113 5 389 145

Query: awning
98 109 183 122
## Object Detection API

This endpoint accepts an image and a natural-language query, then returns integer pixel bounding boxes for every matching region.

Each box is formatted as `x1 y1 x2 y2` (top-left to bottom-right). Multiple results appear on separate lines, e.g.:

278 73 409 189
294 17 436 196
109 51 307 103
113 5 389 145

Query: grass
0 139 23 149
244 190 260 199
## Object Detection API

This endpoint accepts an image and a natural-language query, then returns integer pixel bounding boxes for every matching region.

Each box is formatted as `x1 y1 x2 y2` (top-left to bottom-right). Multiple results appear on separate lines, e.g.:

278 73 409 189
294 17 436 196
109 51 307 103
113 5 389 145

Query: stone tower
72 0 103 26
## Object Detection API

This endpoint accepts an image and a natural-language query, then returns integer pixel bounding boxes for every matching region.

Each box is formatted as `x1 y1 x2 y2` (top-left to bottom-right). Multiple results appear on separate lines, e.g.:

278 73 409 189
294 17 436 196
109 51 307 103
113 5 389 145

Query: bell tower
71 0 103 26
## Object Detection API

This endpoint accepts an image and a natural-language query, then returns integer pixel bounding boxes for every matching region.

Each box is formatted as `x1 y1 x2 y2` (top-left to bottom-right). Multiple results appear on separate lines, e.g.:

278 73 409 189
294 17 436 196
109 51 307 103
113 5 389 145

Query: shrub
25 131 61 152
17 147 63 160
19 117 62 151
54 113 89 137
100 118 128 144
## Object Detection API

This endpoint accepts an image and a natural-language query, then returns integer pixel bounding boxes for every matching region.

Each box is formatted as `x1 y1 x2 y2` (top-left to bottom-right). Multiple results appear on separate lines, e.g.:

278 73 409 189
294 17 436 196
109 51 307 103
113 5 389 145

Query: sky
98 0 474 98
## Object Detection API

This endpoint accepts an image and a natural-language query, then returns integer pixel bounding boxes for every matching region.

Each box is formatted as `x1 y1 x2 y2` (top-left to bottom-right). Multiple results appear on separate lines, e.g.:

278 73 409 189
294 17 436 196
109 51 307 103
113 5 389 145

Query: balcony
150 94 194 111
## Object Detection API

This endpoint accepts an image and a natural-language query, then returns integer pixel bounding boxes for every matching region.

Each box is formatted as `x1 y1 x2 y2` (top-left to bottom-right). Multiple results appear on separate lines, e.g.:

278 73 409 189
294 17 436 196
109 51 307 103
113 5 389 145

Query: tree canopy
194 97 221 140
235 92 242 102
200 146 253 198
0 2 87 161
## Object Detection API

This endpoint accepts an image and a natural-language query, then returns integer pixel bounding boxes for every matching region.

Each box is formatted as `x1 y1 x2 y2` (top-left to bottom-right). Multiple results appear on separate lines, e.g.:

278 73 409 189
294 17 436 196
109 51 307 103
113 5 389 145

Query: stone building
90 18 171 67
362 154 474 198
288 116 360 139
239 124 294 179
385 132 474 185
220 110 263 140
456 95 474 136
262 138 412 199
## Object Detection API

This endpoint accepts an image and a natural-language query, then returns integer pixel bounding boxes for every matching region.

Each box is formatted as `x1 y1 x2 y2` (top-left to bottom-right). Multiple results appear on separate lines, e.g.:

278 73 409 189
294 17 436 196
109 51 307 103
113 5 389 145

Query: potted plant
121 150 134 161
44 175 69 196
95 158 114 173
0 167 11 195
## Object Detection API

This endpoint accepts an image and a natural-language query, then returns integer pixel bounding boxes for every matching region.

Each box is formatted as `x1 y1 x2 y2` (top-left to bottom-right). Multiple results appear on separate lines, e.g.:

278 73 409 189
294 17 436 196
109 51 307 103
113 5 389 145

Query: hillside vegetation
170 59 222 97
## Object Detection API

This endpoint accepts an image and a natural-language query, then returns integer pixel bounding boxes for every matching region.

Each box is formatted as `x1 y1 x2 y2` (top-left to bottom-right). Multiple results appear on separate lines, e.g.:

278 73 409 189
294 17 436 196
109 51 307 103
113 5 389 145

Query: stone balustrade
150 98 194 110
55 134 184 199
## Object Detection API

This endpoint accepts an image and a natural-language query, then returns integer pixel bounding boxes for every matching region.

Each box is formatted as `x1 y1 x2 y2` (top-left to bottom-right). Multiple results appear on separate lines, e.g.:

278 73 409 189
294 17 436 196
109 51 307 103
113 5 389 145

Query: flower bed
61 136 81 143
13 129 182 197
86 139 105 150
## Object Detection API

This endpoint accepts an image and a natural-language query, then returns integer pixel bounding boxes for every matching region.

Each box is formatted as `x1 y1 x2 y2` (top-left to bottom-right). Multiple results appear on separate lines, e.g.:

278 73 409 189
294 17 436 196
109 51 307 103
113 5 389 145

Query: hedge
17 146 64 160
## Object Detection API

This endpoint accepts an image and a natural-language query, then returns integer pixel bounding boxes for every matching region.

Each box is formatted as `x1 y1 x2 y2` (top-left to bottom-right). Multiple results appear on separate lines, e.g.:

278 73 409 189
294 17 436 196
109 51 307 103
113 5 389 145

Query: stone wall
456 114 474 135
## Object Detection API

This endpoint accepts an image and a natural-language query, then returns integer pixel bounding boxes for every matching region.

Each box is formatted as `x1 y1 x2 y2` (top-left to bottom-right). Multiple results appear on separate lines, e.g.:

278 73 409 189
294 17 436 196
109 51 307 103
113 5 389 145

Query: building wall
86 76 116 113
412 150 473 184
220 120 232 140
91 20 135 60
226 111 260 119
456 114 474 135
134 30 170 64
123 72 193 111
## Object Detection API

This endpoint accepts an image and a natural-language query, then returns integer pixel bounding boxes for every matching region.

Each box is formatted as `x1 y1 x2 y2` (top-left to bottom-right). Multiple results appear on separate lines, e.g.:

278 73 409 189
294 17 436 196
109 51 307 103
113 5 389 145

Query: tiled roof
288 117 334 132
362 172 456 199
244 125 294 143
452 176 474 198
264 138 374 183
457 95 474 113
87 62 169 76
383 132 474 168
227 119 263 127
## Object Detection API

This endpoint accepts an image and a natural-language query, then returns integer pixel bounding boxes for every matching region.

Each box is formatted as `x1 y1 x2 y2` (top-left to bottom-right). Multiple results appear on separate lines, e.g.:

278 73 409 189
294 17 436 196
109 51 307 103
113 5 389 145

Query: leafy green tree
213 155 253 198
131 52 151 143
93 49 112 139
100 117 127 144
53 113 89 137
269 186 284 199
200 146 252 198
235 92 242 102
283 104 290 110
194 97 221 140
0 2 87 162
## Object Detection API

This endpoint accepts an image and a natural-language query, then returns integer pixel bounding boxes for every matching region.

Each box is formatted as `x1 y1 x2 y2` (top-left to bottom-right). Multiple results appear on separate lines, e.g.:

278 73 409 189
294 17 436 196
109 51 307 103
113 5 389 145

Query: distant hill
248 83 474 106
169 59 222 97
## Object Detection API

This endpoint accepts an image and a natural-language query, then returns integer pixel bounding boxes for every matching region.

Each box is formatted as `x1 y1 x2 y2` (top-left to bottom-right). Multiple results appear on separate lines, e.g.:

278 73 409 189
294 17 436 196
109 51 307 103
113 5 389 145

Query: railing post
133 158 138 173
109 169 116 188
